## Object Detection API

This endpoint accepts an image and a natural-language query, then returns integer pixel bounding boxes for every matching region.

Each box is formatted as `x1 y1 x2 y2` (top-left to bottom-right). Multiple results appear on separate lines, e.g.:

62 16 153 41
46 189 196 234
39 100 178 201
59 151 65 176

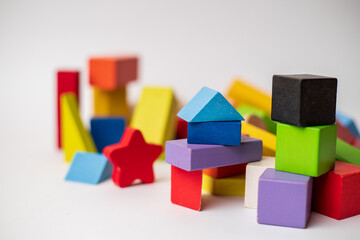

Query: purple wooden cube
257 168 313 228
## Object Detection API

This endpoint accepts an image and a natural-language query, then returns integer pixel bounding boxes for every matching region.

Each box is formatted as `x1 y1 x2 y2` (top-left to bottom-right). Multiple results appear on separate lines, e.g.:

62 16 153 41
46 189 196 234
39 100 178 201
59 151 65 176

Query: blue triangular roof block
177 87 244 122
65 152 113 184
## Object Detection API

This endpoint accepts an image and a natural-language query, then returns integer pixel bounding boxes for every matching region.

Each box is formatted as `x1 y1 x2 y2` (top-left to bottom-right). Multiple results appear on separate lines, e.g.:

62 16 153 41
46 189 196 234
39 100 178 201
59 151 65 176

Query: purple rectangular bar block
165 136 262 171
257 168 313 228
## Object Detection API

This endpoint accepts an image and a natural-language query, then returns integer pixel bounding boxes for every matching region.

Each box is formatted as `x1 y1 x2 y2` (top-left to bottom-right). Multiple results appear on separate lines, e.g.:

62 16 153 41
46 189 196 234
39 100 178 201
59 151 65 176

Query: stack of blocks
257 74 338 228
165 87 263 210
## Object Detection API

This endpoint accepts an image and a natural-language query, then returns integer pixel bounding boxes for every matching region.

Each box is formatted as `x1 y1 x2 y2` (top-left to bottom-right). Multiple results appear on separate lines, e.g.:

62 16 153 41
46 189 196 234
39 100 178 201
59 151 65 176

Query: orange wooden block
89 56 138 90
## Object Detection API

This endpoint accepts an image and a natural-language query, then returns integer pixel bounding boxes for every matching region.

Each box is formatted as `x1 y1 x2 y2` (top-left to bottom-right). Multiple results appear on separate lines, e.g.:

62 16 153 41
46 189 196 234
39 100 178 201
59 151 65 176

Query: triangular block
177 87 244 122
61 93 97 162
65 152 113 184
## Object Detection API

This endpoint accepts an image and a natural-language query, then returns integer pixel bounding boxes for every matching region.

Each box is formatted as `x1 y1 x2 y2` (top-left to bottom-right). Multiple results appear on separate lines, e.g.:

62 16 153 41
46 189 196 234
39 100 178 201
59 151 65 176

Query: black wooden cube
271 74 337 127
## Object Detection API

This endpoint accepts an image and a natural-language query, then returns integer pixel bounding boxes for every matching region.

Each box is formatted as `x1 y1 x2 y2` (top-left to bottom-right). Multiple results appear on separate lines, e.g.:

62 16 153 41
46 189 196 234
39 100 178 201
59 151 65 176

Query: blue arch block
65 152 113 184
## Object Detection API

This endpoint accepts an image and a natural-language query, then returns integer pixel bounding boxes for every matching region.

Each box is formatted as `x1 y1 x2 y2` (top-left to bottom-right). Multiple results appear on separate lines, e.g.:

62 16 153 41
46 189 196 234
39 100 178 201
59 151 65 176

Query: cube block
258 168 313 228
271 74 337 127
202 174 245 196
90 117 125 152
275 123 336 177
187 121 241 145
312 161 360 220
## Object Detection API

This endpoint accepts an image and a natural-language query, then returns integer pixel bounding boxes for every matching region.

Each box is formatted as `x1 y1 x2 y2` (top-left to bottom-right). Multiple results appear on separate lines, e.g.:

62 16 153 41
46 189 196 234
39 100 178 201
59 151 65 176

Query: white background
0 0 360 239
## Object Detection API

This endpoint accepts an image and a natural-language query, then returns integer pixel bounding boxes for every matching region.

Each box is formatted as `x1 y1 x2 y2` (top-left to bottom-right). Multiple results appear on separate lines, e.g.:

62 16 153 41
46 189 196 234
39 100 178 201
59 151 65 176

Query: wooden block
258 168 313 228
237 103 277 134
336 120 356 144
65 152 112 184
175 117 188 139
89 56 138 90
177 86 244 122
203 163 247 178
60 93 96 162
353 138 360 150
90 117 125 152
93 87 130 118
244 157 275 209
57 70 79 149
336 111 360 137
312 161 360 220
242 122 276 156
227 78 272 115
244 114 267 131
271 74 337 127
130 87 177 148
202 174 245 196
171 166 203 211
103 127 162 188
276 123 336 177
187 121 241 145
336 138 360 166
165 136 262 171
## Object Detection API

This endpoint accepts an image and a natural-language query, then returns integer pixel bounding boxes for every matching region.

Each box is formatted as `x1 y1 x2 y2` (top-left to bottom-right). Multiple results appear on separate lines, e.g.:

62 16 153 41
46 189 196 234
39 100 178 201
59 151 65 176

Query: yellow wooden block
130 87 177 147
242 122 276 156
227 78 272 115
61 93 97 162
202 174 245 196
93 87 130 118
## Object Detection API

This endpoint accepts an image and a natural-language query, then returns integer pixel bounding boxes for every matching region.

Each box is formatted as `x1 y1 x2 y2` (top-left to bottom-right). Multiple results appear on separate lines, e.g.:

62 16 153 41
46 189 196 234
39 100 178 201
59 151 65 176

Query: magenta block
257 168 313 228
165 136 262 171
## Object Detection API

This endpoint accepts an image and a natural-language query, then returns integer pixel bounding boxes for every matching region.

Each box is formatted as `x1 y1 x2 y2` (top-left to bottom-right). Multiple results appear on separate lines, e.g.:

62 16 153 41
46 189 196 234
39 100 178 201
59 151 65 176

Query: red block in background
203 163 247 178
176 117 188 139
171 166 202 211
57 71 79 149
352 138 360 150
312 161 360 220
336 120 356 145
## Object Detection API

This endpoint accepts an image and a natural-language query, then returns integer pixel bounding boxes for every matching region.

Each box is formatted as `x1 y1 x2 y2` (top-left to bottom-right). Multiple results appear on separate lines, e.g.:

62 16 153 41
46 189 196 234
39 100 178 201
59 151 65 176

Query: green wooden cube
275 123 337 177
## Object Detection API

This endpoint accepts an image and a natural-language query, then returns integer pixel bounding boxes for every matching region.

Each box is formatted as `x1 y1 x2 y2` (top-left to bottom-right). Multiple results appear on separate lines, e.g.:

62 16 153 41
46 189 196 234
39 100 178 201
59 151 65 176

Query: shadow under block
60 93 97 162
177 86 244 122
130 87 177 148
244 115 267 132
227 78 272 115
275 123 336 177
202 174 245 196
336 138 360 166
237 104 277 134
65 152 112 184
187 121 241 145
271 74 337 127
93 87 130 117
165 136 262 171
203 163 247 178
244 157 275 209
90 117 125 152
312 161 360 220
336 120 356 144
175 117 188 139
89 56 138 90
171 166 202 211
57 70 79 149
336 111 360 137
103 127 163 188
242 122 276 156
258 168 313 229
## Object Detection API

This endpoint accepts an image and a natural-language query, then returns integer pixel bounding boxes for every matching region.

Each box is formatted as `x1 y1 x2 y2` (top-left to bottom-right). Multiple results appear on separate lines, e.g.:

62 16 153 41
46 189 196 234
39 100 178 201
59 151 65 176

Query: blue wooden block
65 152 113 184
177 87 244 122
187 121 242 145
336 111 360 137
90 117 125 152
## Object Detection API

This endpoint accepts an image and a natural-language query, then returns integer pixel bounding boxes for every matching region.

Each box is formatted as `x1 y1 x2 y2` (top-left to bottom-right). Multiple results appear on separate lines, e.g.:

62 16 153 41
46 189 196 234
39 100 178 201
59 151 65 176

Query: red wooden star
103 127 163 188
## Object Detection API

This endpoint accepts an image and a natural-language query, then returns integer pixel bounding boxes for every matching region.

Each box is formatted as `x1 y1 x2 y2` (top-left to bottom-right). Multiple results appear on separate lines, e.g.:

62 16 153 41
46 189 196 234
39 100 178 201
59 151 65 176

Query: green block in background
336 138 360 166
275 123 337 177
237 104 277 134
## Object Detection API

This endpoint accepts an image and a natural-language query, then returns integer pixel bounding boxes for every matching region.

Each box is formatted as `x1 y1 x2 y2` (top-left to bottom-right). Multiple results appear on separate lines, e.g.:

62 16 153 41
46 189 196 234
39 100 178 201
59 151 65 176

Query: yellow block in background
202 174 245 196
93 87 130 118
242 122 276 156
227 78 272 116
61 93 97 162
130 87 177 147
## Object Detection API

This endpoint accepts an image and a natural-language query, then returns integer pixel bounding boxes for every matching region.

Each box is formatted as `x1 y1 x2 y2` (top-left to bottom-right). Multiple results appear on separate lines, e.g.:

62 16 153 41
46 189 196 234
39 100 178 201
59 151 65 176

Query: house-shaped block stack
165 87 263 210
